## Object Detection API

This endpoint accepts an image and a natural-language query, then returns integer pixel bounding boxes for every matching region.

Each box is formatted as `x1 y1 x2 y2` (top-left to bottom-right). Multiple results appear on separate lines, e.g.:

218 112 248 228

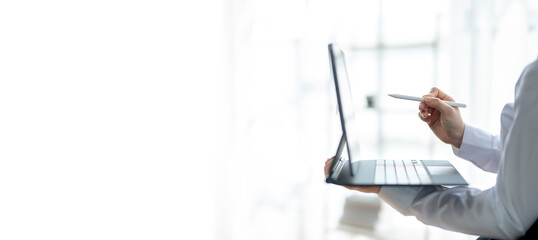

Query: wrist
451 124 465 148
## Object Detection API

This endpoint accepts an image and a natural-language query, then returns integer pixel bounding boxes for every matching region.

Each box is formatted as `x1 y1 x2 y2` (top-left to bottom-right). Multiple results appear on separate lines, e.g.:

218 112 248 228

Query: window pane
379 47 435 110
382 0 439 45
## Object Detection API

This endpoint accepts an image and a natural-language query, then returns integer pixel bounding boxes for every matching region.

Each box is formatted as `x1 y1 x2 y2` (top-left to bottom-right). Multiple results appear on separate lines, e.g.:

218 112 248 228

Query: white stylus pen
388 94 467 108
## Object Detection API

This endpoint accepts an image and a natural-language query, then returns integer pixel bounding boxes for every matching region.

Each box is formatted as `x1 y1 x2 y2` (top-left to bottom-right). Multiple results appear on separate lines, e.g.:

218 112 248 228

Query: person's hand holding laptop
325 156 382 193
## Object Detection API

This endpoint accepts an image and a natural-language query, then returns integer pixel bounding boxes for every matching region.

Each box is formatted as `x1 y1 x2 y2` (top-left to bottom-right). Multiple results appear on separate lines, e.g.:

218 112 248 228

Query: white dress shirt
378 57 538 240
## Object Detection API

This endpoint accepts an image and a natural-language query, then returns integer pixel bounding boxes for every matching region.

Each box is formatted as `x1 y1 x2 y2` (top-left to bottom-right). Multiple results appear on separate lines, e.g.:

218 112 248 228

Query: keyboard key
404 160 420 184
385 160 397 184
414 161 432 184
395 160 409 184
374 160 385 184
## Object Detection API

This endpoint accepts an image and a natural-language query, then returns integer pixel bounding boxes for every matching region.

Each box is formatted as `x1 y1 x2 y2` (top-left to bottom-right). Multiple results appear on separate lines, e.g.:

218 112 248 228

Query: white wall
0 1 228 239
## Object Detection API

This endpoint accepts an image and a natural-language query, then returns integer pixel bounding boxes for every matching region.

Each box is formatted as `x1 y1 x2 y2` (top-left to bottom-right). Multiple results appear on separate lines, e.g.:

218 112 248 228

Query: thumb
423 97 454 114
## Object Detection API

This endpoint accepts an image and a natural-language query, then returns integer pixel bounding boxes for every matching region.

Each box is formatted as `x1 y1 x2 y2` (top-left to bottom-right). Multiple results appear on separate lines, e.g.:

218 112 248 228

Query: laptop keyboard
374 160 432 185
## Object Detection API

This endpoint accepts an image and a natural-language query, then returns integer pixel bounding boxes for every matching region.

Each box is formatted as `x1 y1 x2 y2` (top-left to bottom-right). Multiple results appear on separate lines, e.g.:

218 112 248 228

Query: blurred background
1 0 538 239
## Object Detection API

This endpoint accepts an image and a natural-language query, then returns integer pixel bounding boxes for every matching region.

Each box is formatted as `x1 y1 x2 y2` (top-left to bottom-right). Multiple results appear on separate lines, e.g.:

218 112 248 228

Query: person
324 57 538 239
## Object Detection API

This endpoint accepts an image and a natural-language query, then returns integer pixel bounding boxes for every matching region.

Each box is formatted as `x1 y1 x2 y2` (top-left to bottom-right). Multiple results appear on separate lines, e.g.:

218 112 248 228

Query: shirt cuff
452 124 490 161
378 186 423 216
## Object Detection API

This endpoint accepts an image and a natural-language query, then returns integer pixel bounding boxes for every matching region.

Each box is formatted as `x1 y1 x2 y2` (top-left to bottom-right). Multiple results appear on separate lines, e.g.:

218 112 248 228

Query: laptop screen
328 44 361 162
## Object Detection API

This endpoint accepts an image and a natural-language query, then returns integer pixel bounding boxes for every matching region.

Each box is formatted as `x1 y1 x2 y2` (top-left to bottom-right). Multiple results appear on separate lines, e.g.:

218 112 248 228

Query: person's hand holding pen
418 87 465 148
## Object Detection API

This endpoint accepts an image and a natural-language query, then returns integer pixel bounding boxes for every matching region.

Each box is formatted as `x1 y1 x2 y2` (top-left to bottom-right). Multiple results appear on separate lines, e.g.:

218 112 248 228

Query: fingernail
423 97 432 103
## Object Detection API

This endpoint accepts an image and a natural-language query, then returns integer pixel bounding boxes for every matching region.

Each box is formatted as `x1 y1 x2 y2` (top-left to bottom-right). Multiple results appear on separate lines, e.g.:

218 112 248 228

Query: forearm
379 186 525 239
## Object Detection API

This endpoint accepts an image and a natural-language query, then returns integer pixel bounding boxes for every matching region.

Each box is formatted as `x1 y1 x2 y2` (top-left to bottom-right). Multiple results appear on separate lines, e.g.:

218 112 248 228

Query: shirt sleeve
452 124 501 173
378 186 443 216
379 185 525 239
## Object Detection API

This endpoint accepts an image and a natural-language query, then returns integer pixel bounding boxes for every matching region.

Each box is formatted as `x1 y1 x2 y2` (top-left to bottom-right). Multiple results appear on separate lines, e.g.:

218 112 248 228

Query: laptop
326 43 468 186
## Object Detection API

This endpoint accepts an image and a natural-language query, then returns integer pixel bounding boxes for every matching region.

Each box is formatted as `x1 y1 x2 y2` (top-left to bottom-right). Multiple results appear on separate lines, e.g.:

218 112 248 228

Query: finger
419 102 426 111
418 111 429 123
419 105 434 116
428 108 441 126
324 158 334 177
344 186 381 194
429 87 455 102
423 97 454 115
